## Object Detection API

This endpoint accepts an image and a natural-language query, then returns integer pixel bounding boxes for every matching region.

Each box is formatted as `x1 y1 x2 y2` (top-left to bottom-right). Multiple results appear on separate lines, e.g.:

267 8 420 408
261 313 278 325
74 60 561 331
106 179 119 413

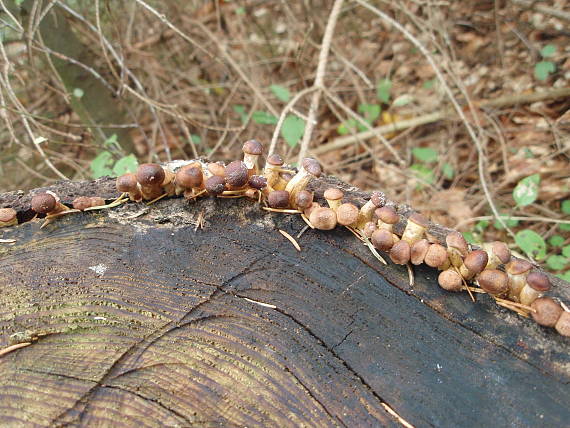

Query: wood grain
0 194 568 427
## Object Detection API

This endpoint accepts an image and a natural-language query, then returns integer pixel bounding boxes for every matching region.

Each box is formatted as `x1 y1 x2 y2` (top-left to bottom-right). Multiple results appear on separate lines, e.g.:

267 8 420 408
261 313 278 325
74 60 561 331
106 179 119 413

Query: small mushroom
372 229 394 251
225 160 249 189
116 173 143 202
555 311 570 337
445 232 469 268
459 250 488 280
336 203 359 226
0 208 17 227
242 140 263 173
505 259 533 302
208 162 226 177
389 240 410 265
531 298 563 327
477 269 509 296
482 241 511 269
285 158 322 205
410 239 430 265
295 190 314 211
323 188 344 211
401 213 429 245
161 167 176 196
303 202 321 218
309 207 337 230
136 163 166 200
375 206 399 232
438 269 463 292
263 154 284 189
362 221 377 239
356 192 385 229
72 196 93 211
205 175 226 196
249 175 268 190
519 271 551 306
268 190 290 209
424 243 450 270
175 164 204 196
89 197 106 208
31 192 67 215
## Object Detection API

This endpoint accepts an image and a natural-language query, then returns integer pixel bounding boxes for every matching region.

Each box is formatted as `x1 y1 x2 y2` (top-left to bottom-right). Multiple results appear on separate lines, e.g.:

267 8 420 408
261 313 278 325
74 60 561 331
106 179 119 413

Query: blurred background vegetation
0 0 569 279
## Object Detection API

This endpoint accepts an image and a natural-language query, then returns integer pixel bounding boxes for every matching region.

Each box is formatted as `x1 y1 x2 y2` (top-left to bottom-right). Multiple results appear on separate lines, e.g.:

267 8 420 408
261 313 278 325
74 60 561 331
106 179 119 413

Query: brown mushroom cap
363 221 377 238
116 173 139 192
409 213 429 228
301 158 322 177
136 163 165 187
531 298 563 327
176 165 203 189
424 244 448 268
208 162 226 177
248 175 268 190
242 139 263 155
490 241 511 265
477 269 509 295
324 188 344 202
309 207 337 230
505 259 532 275
336 203 359 226
295 190 314 209
526 271 551 292
446 232 468 256
31 193 57 214
268 190 290 209
0 208 17 223
370 192 386 208
463 250 488 275
438 269 463 292
89 197 106 207
410 239 430 265
281 172 293 182
390 240 411 265
225 160 249 188
266 154 284 166
205 176 226 195
72 196 93 211
371 229 394 251
555 311 570 337
375 206 399 224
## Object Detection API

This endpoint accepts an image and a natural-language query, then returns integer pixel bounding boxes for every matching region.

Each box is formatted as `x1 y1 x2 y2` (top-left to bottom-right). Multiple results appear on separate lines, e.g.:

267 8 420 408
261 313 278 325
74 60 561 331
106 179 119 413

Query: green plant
90 134 138 179
534 44 556 81
513 174 540 206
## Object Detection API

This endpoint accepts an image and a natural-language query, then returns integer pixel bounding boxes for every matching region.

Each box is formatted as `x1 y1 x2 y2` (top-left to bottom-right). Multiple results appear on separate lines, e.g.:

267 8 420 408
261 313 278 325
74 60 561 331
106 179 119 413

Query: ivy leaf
546 255 568 271
442 163 454 180
376 79 392 103
557 271 570 282
548 235 565 247
561 200 570 215
534 61 555 81
337 119 358 135
233 105 247 124
563 245 570 258
515 229 547 260
90 151 114 179
561 224 570 232
392 94 414 107
281 115 305 147
493 214 519 230
270 84 290 102
410 163 434 188
412 147 438 163
475 220 489 232
252 111 278 125
540 44 556 58
113 154 138 176
513 174 540 207
463 231 478 245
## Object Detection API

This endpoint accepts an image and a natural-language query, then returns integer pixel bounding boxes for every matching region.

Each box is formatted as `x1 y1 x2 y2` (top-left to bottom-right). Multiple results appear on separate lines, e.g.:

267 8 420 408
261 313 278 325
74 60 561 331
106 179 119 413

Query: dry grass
0 0 569 276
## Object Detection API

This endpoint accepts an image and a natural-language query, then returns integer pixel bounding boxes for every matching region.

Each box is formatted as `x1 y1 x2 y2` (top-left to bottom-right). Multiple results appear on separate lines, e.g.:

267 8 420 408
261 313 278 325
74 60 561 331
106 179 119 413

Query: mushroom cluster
3 139 568 338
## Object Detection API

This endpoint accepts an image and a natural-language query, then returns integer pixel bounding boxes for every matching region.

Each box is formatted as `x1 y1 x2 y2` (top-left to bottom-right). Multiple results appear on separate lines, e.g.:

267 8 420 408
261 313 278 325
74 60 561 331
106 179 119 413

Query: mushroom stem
284 158 322 206
0 208 18 227
356 192 384 229
400 213 429 245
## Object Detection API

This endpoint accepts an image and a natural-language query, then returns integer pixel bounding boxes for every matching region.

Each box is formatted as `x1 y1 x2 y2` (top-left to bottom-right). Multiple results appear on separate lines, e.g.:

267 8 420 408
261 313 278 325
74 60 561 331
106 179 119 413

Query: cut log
0 177 568 427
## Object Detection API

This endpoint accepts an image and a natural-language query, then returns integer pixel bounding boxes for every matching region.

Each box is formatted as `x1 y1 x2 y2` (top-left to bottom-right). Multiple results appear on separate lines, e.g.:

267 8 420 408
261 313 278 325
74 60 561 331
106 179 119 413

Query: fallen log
0 176 568 427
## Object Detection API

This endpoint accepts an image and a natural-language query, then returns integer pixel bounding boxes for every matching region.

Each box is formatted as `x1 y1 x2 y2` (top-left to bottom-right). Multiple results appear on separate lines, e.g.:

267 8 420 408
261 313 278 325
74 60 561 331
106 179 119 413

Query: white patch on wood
89 264 108 277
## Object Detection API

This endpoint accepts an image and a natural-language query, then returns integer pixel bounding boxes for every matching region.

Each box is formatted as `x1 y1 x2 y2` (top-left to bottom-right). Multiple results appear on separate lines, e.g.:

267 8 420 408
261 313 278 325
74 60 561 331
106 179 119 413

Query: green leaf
561 200 570 215
493 214 519 230
563 245 570 258
281 115 305 147
442 163 454 180
409 163 434 188
540 44 556 58
376 79 392 103
14 0 25 5
73 88 84 98
90 151 113 179
412 147 438 163
561 224 570 232
252 111 278 125
190 134 202 145
463 231 477 245
534 61 555 81
112 154 138 176
546 255 568 271
103 133 118 149
233 105 247 124
549 235 565 247
556 271 570 282
270 84 290 102
515 229 547 260
422 79 435 90
392 94 414 107
357 103 381 124
337 119 358 135
236 6 245 15
513 174 540 207
475 220 489 232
